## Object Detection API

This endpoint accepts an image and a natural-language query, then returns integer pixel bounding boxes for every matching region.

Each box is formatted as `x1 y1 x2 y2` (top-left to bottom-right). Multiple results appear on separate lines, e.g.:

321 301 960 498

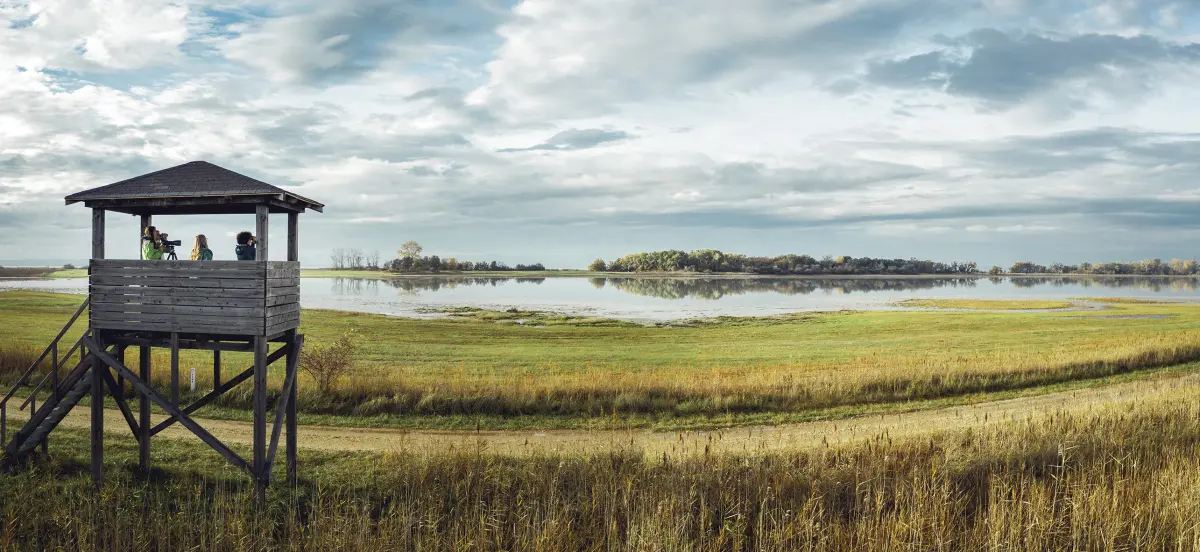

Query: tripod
165 247 178 260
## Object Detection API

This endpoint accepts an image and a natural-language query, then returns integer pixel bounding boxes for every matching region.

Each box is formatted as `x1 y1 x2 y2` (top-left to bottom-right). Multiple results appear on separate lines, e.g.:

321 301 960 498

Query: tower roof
65 161 323 215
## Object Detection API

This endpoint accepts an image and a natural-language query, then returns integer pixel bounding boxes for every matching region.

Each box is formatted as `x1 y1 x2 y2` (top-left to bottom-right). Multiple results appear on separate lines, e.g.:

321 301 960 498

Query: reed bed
3 393 1200 550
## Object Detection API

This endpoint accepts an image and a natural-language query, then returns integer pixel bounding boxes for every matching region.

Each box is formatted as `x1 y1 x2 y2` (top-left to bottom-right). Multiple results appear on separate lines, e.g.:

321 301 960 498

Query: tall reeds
2 395 1200 550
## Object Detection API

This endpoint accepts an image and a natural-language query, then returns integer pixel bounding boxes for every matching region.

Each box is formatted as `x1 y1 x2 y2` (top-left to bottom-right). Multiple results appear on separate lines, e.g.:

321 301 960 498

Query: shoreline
299 270 1200 280
7 270 1200 282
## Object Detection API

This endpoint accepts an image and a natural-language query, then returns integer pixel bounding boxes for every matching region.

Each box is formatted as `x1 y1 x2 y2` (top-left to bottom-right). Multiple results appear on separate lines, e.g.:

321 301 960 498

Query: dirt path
9 373 1198 457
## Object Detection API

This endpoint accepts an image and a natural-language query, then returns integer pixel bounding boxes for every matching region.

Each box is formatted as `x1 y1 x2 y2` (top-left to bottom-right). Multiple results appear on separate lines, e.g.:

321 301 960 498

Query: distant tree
399 241 423 260
988 265 1004 275
347 248 365 269
366 250 380 269
588 258 607 272
330 248 346 269
62 263 76 270
1009 261 1047 274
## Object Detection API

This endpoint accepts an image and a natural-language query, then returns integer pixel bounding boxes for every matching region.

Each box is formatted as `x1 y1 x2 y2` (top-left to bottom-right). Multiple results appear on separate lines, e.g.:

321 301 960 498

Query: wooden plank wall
265 261 300 336
89 260 300 336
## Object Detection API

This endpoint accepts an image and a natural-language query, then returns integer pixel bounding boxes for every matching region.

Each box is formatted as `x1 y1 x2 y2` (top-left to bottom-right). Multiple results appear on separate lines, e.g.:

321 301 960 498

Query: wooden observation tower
0 161 323 491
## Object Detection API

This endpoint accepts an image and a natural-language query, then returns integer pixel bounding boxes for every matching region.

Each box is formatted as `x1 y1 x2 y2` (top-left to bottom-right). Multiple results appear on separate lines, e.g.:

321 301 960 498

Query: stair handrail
20 331 89 411
1 297 88 444
1 298 89 408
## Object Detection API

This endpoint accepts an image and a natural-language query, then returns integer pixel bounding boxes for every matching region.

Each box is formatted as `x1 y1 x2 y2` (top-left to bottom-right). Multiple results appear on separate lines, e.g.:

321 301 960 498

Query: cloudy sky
1 0 1199 267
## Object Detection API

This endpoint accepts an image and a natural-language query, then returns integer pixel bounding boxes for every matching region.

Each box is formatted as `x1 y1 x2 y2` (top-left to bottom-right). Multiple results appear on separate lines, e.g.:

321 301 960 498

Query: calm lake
3 275 1200 321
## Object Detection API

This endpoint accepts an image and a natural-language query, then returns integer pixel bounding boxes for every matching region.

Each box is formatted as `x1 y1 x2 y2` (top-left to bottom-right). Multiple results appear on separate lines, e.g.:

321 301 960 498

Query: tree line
331 241 547 273
329 248 381 270
589 250 979 275
1003 258 1200 276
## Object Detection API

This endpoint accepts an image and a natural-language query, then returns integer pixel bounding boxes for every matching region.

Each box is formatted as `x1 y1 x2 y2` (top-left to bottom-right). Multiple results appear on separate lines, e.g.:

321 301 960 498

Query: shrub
300 332 357 393
588 258 607 272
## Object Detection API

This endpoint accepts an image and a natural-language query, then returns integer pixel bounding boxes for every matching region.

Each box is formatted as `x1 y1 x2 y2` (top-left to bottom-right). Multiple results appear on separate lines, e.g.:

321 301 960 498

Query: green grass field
4 291 1200 549
4 291 1200 431
895 298 1077 310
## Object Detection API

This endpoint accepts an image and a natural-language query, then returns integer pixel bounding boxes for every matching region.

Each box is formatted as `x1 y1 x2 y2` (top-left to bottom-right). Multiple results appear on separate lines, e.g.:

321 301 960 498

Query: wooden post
51 342 58 401
139 345 151 470
253 336 267 494
214 350 221 388
286 331 298 485
92 209 105 259
287 212 298 263
256 205 269 262
115 346 125 401
139 214 151 260
91 340 105 488
171 332 179 406
286 212 299 485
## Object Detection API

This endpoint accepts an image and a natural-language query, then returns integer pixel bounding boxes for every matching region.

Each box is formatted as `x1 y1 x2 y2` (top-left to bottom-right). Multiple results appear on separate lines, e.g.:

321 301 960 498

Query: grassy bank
4 291 1200 430
895 298 1077 310
2 390 1200 550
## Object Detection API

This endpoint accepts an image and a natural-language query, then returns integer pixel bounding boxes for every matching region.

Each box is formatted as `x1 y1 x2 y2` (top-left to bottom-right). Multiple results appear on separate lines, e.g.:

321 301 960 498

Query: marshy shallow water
3 274 1199 321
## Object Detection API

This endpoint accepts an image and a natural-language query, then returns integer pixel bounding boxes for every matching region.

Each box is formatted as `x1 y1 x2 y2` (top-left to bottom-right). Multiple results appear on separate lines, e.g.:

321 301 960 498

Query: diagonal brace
264 334 303 479
83 336 254 478
100 367 139 437
149 346 288 437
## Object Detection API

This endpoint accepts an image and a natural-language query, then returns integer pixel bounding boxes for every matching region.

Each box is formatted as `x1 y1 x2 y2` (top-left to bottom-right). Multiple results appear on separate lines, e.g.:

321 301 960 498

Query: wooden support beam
147 346 285 436
287 212 298 262
266 334 303 480
91 337 104 488
101 367 139 437
139 345 150 470
92 208 105 260
115 347 125 405
253 336 267 492
103 335 254 352
286 331 299 486
170 332 179 407
256 204 269 262
82 337 253 477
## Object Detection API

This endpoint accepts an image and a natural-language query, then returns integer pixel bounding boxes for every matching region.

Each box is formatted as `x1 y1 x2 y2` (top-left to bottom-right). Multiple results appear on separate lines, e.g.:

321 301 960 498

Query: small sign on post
190 367 196 392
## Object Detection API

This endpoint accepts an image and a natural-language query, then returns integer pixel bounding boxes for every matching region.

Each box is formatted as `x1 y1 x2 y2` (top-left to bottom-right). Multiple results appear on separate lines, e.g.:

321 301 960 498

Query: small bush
300 332 357 393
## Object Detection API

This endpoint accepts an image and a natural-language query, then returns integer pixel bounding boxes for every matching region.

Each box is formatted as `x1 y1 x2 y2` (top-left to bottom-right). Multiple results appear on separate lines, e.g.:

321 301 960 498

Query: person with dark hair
235 231 257 260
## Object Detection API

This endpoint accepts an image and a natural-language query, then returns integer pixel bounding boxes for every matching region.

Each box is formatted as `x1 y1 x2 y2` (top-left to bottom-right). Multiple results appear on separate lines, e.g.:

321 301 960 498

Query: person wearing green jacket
190 235 213 260
142 226 164 260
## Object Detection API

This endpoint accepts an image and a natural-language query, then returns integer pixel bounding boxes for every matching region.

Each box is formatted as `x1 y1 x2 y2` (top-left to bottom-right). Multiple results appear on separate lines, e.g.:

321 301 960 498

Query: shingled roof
65 161 324 215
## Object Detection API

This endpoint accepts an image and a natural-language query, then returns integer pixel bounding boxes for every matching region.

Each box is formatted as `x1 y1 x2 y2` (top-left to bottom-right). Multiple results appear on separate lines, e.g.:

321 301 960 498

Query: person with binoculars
141 226 183 260
235 231 258 260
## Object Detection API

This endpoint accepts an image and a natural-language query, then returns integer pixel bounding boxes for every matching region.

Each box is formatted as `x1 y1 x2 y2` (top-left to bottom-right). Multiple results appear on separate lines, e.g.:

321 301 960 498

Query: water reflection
598 277 980 300
325 275 1200 301
1007 276 1199 293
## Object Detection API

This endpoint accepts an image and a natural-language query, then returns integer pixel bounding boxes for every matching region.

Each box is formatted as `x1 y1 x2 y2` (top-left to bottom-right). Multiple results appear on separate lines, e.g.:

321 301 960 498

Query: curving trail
10 373 1198 457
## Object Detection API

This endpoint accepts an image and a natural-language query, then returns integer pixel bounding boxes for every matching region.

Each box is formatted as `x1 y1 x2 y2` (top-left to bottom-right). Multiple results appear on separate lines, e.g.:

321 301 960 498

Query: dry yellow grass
4 377 1200 550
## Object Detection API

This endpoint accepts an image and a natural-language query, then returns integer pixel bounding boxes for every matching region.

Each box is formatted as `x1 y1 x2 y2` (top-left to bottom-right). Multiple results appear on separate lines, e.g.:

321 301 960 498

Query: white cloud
0 0 189 71
1 0 1199 267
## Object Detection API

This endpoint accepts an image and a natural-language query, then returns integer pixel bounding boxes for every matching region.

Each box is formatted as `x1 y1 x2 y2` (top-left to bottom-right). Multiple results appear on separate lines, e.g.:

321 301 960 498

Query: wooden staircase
1 298 95 461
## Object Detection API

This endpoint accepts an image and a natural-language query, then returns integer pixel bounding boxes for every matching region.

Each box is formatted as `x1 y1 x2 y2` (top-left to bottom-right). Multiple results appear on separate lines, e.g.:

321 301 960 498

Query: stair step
10 375 94 456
